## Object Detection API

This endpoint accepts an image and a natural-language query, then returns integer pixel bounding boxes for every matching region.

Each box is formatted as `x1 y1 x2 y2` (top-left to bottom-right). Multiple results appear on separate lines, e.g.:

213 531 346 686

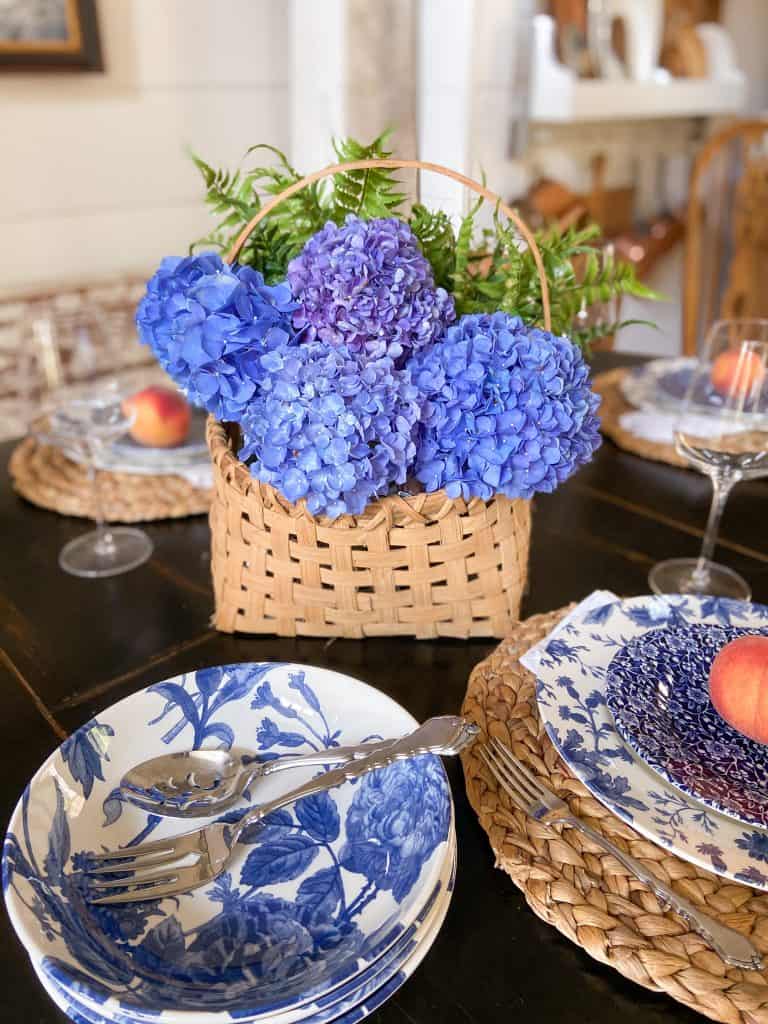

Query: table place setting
462 589 768 1022
11 371 213 531
3 662 476 1024
593 317 768 477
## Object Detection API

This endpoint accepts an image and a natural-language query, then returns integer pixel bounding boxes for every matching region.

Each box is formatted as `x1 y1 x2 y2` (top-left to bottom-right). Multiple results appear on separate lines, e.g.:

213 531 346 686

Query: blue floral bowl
606 624 768 828
3 663 453 1021
36 843 456 1024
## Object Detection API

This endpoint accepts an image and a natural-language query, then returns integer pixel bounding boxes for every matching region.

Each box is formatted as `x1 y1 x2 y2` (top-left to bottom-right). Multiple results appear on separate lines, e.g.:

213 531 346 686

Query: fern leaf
408 204 455 289
330 132 405 221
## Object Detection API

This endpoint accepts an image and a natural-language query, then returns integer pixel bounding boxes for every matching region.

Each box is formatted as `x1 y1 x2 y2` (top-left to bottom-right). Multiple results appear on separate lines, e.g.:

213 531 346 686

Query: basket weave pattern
208 419 531 639
461 607 768 1024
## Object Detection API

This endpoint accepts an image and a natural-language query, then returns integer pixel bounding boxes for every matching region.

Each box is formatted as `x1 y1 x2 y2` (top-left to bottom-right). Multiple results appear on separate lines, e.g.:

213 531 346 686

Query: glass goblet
649 319 768 599
44 389 154 578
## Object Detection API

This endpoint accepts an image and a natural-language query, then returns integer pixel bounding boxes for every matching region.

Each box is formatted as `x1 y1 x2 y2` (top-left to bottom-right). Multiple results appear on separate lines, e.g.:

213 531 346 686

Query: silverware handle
231 717 470 843
568 818 763 970
255 738 394 780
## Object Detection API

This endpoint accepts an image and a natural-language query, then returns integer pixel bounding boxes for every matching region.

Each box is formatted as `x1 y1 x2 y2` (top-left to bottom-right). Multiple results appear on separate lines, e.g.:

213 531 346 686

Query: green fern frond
189 138 660 344
331 131 406 221
408 204 456 289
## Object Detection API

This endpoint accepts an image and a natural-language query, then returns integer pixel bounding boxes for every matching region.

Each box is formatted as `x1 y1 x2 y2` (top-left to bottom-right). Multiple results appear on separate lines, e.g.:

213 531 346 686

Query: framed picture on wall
0 0 103 70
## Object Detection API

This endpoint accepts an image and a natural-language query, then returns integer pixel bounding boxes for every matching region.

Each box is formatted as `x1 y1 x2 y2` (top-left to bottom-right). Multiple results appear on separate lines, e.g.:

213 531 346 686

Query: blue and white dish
3 663 453 1021
37 839 456 1024
524 594 768 889
620 356 768 420
607 624 768 828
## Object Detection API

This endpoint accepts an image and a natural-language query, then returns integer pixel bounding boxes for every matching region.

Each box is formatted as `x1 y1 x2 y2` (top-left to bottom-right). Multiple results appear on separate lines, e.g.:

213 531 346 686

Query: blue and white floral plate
37 838 455 1024
3 663 454 1021
607 623 768 829
620 357 768 421
522 593 768 889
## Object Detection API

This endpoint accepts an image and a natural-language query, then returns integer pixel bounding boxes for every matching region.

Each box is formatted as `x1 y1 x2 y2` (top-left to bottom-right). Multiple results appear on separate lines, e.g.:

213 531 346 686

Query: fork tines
478 738 551 816
82 834 201 905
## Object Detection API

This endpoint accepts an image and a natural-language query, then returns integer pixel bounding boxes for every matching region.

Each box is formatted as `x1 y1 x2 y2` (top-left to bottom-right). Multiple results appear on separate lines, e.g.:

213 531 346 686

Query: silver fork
480 738 764 971
83 716 478 905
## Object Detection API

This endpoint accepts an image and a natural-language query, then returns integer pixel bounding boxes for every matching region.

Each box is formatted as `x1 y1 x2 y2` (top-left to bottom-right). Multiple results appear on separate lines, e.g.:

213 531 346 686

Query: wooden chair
683 119 768 356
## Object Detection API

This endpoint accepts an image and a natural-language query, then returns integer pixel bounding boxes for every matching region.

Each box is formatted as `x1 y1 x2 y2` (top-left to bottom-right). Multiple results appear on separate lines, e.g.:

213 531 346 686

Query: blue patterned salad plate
523 593 768 890
606 624 768 828
3 663 454 1022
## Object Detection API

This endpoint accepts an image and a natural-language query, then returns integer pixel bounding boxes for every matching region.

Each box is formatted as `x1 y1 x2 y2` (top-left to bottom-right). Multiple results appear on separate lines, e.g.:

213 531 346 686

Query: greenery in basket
136 133 655 519
190 132 656 350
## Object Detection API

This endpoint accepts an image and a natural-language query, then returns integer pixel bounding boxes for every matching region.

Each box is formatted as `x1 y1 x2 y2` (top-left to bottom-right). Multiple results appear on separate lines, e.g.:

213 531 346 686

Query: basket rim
205 416 523 528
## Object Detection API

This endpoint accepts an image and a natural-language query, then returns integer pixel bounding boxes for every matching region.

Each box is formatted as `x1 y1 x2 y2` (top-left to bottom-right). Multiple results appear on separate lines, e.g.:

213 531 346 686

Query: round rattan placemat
593 367 688 469
9 437 211 523
461 606 768 1024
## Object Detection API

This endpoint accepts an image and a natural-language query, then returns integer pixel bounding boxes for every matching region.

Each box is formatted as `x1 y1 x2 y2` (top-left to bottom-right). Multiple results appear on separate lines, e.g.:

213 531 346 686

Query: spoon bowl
120 737 393 817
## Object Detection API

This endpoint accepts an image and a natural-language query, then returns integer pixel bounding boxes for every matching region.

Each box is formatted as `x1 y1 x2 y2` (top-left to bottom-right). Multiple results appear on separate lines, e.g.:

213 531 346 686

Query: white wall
0 0 290 293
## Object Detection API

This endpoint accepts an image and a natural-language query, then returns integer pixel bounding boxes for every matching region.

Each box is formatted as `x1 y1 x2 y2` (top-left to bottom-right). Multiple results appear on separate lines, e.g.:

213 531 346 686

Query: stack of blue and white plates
523 592 768 889
3 663 456 1024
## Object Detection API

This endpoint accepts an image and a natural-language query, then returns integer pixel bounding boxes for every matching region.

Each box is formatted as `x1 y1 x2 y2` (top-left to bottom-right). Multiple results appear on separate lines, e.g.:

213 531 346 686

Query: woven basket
208 158 552 639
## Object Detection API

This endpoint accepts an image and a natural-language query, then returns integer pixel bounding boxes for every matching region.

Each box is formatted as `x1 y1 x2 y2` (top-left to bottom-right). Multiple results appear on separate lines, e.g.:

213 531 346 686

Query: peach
710 348 766 398
122 386 191 448
709 635 768 744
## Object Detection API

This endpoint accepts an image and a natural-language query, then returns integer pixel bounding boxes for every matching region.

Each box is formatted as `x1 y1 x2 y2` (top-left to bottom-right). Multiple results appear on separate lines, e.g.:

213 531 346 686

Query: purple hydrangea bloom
239 339 421 519
287 214 455 362
136 252 299 422
411 312 601 501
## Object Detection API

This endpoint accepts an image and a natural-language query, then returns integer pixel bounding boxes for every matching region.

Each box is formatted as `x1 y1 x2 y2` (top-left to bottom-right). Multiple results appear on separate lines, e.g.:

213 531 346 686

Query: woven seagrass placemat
9 437 211 523
461 607 768 1024
593 367 688 469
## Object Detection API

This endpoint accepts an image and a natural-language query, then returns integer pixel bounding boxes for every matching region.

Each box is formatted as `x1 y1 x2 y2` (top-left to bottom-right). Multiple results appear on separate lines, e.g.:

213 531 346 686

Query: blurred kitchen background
1 0 767 439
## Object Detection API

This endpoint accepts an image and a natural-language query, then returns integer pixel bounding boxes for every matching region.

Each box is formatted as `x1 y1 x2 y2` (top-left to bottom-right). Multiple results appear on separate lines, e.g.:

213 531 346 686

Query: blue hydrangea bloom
136 252 299 421
411 312 601 501
239 339 421 519
287 215 455 362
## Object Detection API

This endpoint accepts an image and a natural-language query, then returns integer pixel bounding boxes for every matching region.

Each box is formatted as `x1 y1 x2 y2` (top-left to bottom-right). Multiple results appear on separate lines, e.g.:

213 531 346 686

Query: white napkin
519 589 619 675
64 446 215 490
100 458 213 490
619 408 741 445
175 464 214 490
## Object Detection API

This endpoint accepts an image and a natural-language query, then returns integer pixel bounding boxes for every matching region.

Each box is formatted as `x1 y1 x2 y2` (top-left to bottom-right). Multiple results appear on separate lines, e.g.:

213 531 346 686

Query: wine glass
649 318 768 599
40 385 154 578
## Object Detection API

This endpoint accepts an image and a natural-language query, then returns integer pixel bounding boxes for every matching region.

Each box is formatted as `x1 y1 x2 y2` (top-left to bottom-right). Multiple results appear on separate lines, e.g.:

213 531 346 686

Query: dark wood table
2 352 766 1024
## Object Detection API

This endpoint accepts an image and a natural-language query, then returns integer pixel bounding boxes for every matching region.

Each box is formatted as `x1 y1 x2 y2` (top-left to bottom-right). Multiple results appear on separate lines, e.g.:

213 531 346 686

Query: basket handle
225 158 551 332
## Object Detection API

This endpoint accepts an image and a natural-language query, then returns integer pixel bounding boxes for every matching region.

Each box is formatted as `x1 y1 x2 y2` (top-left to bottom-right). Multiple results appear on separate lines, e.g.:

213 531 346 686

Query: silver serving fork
84 716 478 905
479 738 764 971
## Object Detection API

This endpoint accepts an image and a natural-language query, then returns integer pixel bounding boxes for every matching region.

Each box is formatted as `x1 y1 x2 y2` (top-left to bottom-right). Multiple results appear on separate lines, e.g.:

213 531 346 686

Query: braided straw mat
593 367 688 469
461 606 768 1023
9 437 211 522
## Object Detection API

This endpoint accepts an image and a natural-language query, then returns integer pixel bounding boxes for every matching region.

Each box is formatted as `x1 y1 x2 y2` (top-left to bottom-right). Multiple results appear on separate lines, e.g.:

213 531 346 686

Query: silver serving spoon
120 738 395 817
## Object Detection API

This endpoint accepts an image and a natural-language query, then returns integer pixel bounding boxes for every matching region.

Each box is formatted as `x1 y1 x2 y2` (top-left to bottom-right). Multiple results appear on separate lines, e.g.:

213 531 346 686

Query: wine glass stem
694 473 735 586
86 442 115 555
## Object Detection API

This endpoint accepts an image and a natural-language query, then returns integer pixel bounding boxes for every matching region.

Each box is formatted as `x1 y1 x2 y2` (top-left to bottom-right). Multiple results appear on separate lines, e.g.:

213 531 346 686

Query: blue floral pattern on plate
525 594 768 889
607 624 768 828
36 845 456 1024
3 663 452 1021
